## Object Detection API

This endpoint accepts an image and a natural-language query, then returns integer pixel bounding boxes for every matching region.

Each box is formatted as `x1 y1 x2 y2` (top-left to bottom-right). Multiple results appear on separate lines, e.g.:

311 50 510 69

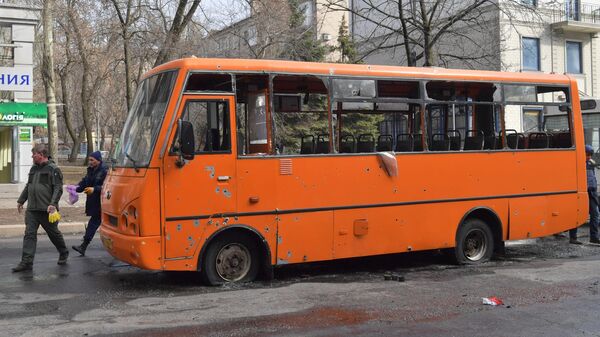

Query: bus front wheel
454 218 494 264
201 233 260 286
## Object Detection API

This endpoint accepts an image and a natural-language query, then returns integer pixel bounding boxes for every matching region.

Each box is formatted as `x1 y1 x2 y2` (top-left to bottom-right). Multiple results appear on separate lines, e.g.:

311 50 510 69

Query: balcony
551 2 600 33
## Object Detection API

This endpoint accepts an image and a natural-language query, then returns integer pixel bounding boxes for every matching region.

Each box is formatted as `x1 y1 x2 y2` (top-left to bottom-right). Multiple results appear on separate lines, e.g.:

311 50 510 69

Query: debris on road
383 272 405 282
482 296 504 306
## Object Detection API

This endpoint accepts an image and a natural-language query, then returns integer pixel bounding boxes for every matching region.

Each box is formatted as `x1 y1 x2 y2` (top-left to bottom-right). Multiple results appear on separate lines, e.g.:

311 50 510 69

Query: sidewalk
0 186 88 238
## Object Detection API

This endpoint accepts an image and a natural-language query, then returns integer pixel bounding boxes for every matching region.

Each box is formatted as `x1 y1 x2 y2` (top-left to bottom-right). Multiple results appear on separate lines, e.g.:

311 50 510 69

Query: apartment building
0 2 41 185
348 1 600 136
206 0 348 62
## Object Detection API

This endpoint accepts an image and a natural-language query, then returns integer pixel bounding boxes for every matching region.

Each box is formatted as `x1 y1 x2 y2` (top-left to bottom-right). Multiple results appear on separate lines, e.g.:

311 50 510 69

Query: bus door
163 95 236 258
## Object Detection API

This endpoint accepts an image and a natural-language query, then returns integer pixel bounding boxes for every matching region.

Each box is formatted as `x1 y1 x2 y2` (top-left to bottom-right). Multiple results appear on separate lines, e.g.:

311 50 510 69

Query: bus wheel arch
453 208 503 264
198 225 272 285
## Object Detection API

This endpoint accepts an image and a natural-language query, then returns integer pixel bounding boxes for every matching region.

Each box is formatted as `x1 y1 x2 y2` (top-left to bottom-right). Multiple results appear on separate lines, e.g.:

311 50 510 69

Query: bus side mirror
176 120 195 167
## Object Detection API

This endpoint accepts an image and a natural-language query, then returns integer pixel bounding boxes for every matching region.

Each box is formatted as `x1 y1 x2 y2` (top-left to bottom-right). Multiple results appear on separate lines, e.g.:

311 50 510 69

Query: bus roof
149 57 573 85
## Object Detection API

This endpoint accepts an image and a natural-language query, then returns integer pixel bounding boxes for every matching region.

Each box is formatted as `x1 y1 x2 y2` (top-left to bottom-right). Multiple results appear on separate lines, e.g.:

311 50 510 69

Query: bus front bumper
99 226 162 270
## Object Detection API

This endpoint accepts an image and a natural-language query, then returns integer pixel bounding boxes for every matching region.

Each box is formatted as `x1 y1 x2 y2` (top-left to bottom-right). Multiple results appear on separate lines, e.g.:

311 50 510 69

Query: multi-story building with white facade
0 2 42 185
206 0 348 62
348 0 600 137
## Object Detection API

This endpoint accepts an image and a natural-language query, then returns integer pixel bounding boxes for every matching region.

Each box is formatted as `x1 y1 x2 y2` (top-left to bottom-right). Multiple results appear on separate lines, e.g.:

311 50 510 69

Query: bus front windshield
113 70 178 168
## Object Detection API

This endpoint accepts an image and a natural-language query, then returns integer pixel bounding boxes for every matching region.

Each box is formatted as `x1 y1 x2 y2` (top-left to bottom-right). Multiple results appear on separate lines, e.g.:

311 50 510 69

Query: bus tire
201 233 260 286
454 218 494 265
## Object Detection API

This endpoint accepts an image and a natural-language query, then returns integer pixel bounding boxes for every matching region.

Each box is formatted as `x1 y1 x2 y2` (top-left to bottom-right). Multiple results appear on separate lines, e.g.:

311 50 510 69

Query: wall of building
0 3 39 185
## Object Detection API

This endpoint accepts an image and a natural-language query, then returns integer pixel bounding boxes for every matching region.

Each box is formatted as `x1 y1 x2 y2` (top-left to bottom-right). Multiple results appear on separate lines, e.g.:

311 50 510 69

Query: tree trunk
69 127 85 162
123 35 132 110
153 0 201 67
42 0 59 159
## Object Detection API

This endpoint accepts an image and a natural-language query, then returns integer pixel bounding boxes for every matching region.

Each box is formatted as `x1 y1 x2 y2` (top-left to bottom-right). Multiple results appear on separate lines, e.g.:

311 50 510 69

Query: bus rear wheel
201 233 260 286
454 218 494 264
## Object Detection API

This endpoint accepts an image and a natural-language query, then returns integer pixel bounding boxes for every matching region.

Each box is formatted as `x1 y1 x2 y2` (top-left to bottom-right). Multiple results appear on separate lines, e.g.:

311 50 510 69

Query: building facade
348 0 600 134
0 2 42 185
206 0 348 62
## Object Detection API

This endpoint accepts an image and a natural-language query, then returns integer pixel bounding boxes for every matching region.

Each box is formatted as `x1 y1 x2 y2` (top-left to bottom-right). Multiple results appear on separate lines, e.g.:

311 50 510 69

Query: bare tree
108 0 143 110
63 0 115 159
42 0 59 159
324 0 540 68
153 0 202 67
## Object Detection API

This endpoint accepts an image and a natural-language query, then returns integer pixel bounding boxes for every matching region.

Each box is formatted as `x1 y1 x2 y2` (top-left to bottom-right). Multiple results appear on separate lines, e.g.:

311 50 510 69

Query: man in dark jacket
12 144 69 272
570 144 600 244
72 151 108 256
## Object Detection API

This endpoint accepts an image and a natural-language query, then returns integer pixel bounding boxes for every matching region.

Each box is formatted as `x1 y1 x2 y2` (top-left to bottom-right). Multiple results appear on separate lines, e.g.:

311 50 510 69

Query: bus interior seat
464 130 484 150
528 132 549 149
300 135 315 154
340 134 356 153
412 134 424 151
395 133 414 152
430 133 449 151
204 129 220 151
551 132 572 148
483 133 500 150
505 130 524 149
376 135 393 151
447 130 461 151
357 134 375 152
316 134 330 154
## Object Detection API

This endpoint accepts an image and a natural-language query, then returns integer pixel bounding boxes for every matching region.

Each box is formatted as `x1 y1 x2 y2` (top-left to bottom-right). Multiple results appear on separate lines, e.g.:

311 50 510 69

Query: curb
0 222 86 238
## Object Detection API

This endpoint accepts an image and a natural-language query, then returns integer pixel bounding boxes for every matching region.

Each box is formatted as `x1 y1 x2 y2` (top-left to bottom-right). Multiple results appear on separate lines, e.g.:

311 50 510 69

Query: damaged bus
99 58 588 285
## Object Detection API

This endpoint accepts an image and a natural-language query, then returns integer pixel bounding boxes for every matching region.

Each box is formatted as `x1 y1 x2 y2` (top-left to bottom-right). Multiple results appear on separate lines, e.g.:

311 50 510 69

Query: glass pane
522 38 539 71
115 70 177 167
566 41 582 74
504 85 537 102
333 79 376 99
248 93 267 145
523 109 541 132
182 101 230 152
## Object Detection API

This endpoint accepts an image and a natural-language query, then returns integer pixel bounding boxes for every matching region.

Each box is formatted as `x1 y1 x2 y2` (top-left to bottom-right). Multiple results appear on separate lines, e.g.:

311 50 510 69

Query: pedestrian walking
72 151 108 256
12 144 69 272
569 144 600 244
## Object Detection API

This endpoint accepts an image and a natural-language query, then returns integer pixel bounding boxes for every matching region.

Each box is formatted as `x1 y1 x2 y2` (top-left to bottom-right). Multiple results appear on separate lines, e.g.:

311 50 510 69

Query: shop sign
0 67 32 91
0 103 47 126
19 128 32 142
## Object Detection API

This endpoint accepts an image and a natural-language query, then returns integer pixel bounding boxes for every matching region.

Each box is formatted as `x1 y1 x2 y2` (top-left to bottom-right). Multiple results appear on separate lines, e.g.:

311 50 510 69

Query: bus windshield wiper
125 152 140 172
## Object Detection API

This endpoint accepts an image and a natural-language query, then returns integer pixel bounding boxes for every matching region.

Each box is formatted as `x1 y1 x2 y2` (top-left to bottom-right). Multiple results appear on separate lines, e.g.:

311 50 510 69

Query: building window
566 41 582 74
0 26 13 67
523 108 542 132
521 0 537 6
522 37 540 71
298 1 313 27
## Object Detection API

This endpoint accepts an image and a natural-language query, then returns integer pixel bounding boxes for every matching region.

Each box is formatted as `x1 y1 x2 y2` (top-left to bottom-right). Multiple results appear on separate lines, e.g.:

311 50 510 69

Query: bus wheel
454 218 494 264
201 233 260 285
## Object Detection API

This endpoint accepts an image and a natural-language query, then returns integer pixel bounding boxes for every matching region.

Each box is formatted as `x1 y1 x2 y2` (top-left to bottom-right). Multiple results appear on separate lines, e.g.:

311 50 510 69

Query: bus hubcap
215 243 251 282
463 229 487 261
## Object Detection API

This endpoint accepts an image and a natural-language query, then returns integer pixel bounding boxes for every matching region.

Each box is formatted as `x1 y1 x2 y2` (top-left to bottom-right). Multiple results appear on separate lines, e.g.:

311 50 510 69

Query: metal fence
551 2 600 24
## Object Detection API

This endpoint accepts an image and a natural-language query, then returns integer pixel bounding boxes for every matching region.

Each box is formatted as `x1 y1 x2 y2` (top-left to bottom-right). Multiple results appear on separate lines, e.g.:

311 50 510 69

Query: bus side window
181 100 231 153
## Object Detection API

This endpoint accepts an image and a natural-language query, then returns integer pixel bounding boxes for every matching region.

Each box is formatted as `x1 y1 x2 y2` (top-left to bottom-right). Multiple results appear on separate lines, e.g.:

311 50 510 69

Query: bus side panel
508 194 578 240
332 200 508 259
236 159 278 213
162 214 278 270
277 211 334 264
164 218 201 259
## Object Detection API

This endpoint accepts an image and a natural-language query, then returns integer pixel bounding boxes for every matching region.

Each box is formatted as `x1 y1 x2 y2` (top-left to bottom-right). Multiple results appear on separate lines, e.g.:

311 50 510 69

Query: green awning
0 102 47 126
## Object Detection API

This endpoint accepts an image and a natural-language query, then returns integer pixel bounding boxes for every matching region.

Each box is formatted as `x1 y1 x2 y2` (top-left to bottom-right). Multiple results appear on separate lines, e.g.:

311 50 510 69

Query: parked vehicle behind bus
100 58 588 285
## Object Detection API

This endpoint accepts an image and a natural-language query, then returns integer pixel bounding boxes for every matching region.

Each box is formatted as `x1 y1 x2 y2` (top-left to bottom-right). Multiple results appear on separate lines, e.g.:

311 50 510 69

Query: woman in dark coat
72 151 108 256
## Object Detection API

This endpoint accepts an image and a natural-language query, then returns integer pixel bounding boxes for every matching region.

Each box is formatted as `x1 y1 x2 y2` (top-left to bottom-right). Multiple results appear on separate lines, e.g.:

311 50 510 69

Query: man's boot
72 240 90 256
11 262 32 272
58 251 69 265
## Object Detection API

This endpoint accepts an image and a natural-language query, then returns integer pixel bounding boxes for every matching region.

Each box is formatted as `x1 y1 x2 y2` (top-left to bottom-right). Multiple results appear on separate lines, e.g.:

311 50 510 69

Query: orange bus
99 58 588 285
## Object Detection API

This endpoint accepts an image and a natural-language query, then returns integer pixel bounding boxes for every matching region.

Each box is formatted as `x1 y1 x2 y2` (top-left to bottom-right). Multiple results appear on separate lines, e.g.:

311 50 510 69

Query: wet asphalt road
1 233 600 337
